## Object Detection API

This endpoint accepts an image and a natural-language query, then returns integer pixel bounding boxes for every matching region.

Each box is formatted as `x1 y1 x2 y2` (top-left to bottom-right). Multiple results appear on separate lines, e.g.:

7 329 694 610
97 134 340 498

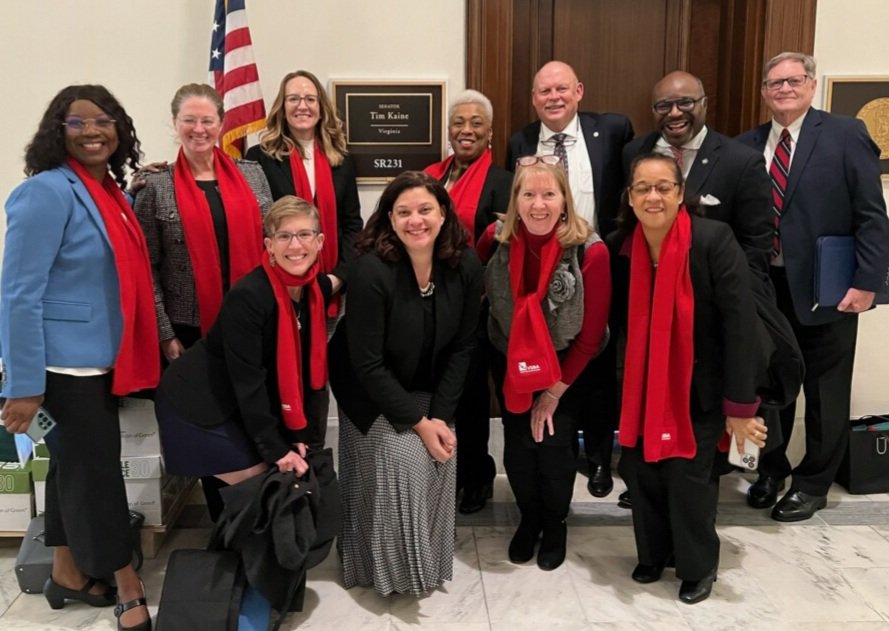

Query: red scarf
503 226 563 413
618 208 696 462
66 158 160 395
173 147 264 334
261 257 327 430
289 142 339 316
424 148 493 246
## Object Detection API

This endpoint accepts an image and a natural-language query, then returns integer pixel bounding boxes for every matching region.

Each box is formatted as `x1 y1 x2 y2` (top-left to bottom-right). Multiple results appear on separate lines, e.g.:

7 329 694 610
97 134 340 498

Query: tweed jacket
133 160 273 340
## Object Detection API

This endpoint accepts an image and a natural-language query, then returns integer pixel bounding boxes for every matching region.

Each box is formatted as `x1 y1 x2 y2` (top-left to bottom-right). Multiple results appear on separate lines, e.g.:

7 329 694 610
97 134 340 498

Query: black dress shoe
537 520 567 571
631 562 665 584
44 577 116 609
617 490 632 509
459 482 494 514
587 465 614 498
771 489 827 522
746 475 786 509
678 570 717 604
508 517 543 563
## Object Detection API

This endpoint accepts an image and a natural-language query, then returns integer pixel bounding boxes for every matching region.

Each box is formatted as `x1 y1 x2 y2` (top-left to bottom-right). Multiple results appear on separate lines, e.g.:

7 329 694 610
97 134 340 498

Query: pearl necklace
419 281 435 298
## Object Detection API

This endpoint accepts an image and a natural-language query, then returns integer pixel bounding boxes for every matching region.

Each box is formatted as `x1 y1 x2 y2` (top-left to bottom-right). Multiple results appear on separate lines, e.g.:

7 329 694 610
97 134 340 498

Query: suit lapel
684 130 721 200
520 122 541 159
63 165 113 249
783 108 821 209
580 114 603 209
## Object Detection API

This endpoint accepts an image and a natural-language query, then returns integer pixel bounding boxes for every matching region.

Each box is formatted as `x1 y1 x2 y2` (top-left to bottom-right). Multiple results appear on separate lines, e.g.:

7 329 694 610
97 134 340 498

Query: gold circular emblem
857 98 889 159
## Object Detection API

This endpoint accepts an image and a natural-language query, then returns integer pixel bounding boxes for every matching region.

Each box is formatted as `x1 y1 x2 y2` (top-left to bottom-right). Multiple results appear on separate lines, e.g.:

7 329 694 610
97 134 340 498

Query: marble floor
2 468 889 631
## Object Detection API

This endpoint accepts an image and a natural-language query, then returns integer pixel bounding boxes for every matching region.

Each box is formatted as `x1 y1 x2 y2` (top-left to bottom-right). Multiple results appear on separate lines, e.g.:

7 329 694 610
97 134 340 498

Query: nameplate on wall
332 81 446 182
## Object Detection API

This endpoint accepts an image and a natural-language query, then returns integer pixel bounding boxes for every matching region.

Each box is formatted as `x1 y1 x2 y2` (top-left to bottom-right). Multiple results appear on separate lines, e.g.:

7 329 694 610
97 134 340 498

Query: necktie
768 128 792 258
670 145 684 170
552 133 569 177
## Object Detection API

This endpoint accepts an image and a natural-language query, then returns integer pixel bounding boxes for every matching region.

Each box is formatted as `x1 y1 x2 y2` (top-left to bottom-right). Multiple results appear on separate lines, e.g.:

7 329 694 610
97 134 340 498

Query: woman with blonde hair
478 157 610 571
246 70 362 303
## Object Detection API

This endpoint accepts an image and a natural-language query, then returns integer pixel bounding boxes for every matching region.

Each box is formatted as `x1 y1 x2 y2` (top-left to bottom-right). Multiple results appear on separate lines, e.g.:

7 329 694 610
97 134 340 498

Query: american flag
209 0 266 158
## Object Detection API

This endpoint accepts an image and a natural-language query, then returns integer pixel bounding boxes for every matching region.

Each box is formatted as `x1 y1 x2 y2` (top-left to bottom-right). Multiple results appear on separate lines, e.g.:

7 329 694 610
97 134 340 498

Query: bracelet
542 390 560 401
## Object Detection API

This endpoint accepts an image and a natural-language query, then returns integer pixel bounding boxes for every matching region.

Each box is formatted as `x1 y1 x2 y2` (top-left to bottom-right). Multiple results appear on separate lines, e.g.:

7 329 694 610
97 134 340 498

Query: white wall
0 0 465 234
815 0 889 416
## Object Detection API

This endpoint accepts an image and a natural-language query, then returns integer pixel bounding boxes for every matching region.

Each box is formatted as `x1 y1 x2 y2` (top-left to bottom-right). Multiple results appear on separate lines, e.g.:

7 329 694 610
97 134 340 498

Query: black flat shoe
508 517 543 564
44 576 116 609
459 482 494 514
617 490 632 509
771 489 827 522
631 562 665 584
587 465 614 498
115 594 152 631
679 570 717 604
747 475 785 509
536 520 567 571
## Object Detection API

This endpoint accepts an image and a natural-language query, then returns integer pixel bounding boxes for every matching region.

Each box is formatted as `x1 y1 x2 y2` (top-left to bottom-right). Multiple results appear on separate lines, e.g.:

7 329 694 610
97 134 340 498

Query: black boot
537 519 567 570
509 515 543 563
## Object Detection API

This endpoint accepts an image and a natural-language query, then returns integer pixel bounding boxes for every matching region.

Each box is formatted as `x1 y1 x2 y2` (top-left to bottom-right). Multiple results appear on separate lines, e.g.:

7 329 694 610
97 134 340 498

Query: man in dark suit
506 60 633 499
623 71 773 282
737 52 889 521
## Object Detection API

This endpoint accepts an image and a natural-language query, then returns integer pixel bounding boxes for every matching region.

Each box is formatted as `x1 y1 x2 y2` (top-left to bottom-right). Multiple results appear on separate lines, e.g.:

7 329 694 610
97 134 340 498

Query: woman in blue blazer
1 85 157 631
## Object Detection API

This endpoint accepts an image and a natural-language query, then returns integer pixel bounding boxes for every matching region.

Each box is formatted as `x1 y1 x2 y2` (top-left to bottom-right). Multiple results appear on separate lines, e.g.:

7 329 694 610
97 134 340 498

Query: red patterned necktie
768 128 792 258
670 145 684 169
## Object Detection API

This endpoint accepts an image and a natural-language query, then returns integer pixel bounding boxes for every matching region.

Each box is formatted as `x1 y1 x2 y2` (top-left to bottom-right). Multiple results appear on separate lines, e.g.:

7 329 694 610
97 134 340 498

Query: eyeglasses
285 95 319 107
271 229 319 245
176 117 220 128
628 182 680 196
515 154 563 168
762 75 810 91
63 117 116 131
652 97 706 115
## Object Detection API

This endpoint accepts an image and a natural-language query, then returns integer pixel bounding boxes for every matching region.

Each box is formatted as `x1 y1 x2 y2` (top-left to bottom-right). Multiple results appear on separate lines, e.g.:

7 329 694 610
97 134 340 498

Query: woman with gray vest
477 157 610 570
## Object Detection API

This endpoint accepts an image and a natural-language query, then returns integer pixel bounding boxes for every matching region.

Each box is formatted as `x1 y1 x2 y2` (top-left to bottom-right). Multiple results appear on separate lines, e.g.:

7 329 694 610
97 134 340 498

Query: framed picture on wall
825 76 889 177
331 81 446 183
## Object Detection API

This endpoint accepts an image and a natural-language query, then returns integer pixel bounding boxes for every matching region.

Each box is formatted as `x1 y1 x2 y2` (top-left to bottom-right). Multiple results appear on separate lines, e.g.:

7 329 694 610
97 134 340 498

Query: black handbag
837 416 889 494
15 511 144 594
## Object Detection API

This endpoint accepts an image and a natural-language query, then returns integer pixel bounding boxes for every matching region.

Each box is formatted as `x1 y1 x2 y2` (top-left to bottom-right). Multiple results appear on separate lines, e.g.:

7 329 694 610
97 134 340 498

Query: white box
119 398 161 457
122 454 164 525
34 480 45 514
0 493 33 530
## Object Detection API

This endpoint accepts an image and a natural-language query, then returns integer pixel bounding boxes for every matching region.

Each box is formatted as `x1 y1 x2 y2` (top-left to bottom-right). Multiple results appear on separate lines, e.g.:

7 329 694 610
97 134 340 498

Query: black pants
455 325 496 492
761 268 859 495
580 339 618 469
618 409 723 581
491 350 590 523
42 371 133 578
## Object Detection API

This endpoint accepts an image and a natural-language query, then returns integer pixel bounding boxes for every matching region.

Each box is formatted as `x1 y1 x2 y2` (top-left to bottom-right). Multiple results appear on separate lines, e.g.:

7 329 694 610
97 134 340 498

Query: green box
34 442 50 459
0 461 32 494
31 457 50 482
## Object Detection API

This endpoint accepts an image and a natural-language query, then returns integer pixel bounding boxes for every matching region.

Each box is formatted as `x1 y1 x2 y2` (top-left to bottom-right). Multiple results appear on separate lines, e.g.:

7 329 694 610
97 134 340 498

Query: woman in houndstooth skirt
329 171 482 596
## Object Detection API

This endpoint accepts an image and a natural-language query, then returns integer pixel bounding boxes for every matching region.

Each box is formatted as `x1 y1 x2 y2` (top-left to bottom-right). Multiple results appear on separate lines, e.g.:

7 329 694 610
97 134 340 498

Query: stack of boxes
30 398 190 528
0 460 33 531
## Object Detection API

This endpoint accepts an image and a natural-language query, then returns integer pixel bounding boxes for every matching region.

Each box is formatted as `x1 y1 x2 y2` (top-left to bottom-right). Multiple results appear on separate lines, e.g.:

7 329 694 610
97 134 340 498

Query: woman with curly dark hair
1 85 157 631
329 171 482 596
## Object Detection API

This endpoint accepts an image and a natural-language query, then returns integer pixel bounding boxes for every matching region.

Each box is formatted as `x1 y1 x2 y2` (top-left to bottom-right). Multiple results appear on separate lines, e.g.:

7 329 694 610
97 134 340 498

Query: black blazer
244 146 363 284
736 108 889 325
329 250 483 433
158 267 331 462
506 111 634 237
608 217 768 415
623 129 773 284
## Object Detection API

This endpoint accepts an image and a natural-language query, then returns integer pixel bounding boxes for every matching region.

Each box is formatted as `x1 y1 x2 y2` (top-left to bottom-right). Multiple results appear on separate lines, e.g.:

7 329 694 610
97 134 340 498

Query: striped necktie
768 128 792 258
552 133 569 177
670 145 684 169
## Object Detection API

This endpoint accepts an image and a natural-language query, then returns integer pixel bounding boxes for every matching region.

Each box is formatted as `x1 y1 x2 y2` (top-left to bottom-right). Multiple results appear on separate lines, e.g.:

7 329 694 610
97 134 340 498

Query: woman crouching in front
610 153 768 604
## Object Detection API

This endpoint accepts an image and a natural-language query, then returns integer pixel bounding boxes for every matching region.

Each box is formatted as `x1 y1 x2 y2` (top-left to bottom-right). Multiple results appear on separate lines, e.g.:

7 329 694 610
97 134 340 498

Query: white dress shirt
536 115 596 228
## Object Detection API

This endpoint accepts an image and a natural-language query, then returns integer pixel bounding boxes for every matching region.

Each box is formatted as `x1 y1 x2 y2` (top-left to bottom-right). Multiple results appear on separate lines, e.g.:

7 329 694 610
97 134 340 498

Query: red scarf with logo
618 208 696 462
261 257 327 430
173 146 264 333
66 158 160 395
289 142 339 316
424 148 493 245
503 226 563 413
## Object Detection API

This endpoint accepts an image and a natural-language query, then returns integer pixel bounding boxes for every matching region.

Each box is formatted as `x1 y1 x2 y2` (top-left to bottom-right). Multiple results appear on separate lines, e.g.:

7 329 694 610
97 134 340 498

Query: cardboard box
119 398 161 457
32 457 49 514
0 461 34 530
